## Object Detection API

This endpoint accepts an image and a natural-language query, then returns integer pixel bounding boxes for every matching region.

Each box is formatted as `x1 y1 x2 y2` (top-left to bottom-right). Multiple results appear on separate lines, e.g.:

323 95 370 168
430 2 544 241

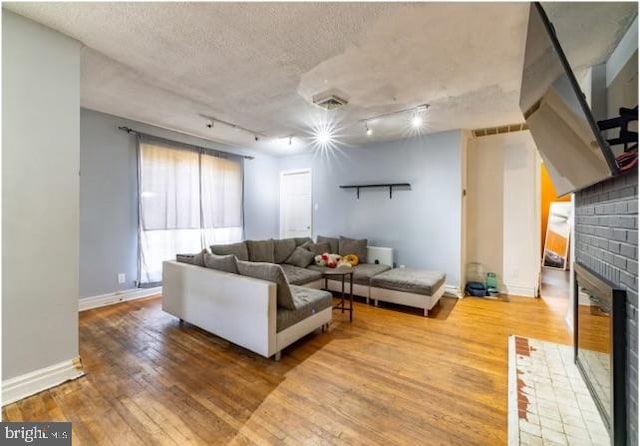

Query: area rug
508 336 610 446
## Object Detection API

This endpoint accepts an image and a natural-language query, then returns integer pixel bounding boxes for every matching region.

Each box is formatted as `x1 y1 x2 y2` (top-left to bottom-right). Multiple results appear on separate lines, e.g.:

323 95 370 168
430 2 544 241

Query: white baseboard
79 286 162 312
444 284 462 298
2 358 84 406
504 283 537 298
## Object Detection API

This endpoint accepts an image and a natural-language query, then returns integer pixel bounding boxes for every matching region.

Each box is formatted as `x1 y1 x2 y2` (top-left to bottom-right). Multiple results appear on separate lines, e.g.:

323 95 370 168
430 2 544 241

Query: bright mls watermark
1 423 71 445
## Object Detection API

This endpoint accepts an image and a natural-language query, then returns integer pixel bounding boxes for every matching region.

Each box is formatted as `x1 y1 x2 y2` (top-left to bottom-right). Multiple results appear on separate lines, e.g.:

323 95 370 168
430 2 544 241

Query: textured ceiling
5 2 637 155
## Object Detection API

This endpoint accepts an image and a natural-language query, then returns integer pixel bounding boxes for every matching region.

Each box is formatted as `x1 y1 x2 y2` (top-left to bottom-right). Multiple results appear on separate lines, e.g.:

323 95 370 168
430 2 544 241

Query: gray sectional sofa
163 235 445 359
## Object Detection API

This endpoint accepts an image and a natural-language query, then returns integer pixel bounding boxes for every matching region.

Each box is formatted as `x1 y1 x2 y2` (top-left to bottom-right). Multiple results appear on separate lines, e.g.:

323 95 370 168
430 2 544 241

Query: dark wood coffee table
322 268 354 322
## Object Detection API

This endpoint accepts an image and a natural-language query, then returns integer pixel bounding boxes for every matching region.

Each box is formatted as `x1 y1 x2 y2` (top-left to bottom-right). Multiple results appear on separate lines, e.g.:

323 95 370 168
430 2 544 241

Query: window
137 136 243 284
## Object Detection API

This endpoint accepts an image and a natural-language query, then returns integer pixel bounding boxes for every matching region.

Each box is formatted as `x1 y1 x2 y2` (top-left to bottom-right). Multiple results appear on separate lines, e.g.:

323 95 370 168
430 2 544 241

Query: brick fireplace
575 169 638 444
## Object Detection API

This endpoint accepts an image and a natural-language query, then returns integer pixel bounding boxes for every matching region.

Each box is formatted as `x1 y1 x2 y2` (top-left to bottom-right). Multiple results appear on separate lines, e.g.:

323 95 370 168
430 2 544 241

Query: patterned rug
508 336 610 446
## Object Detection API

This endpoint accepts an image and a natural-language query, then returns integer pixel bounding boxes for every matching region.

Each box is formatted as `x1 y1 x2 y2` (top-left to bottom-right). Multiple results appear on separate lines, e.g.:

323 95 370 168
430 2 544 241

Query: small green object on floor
486 272 499 296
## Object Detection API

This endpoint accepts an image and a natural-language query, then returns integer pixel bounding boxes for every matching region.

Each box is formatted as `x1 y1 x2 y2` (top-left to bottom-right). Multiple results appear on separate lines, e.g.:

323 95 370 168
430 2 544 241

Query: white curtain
138 136 243 284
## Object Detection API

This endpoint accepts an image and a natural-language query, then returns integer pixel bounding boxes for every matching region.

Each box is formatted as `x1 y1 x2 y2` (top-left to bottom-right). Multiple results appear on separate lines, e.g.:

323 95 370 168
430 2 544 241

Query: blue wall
80 109 464 296
279 130 464 287
79 108 279 298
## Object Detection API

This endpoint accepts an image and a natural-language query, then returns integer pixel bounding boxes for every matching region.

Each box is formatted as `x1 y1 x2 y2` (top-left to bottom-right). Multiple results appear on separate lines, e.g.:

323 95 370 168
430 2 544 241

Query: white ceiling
5 2 637 156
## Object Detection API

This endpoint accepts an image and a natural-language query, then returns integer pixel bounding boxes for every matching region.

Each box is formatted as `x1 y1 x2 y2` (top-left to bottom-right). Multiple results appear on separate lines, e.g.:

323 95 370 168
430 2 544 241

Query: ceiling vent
312 89 349 110
472 122 528 137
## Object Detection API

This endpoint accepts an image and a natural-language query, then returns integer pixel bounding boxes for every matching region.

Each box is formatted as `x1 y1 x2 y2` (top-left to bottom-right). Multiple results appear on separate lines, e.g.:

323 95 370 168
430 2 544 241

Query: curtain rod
118 126 255 160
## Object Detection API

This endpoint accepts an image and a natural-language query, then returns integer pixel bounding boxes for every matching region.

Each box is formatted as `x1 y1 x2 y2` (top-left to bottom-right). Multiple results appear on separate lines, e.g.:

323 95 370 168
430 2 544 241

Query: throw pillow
210 242 249 261
317 235 339 254
339 236 368 262
176 249 207 266
192 249 206 267
176 254 195 264
343 254 360 267
274 238 296 264
246 239 275 263
306 241 332 256
203 253 238 274
294 237 313 247
237 261 296 310
285 247 316 268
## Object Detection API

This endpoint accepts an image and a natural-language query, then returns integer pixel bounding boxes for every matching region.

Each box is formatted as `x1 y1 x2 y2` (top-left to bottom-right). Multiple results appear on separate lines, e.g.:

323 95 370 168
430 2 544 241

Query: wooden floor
3 292 572 445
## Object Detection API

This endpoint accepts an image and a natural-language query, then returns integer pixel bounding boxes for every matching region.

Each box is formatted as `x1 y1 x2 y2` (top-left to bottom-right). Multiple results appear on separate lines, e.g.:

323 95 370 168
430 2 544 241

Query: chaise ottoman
370 268 446 316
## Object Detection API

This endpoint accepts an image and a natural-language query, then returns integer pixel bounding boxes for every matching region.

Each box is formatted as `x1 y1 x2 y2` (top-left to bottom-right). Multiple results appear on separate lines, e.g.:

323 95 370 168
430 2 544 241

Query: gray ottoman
370 268 446 316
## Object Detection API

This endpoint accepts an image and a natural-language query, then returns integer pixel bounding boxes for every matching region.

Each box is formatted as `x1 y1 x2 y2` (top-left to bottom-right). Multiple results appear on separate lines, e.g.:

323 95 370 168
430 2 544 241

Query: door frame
279 168 313 239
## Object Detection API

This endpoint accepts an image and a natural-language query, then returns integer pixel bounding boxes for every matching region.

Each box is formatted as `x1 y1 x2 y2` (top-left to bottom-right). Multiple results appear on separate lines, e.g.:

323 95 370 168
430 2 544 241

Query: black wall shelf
339 183 411 199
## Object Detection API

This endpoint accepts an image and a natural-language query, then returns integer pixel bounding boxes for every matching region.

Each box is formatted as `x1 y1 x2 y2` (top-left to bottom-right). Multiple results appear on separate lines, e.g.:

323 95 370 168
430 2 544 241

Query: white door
280 169 312 238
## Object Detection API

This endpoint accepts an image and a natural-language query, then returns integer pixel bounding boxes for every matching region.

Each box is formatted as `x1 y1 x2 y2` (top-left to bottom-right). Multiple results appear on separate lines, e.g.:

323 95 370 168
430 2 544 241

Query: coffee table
322 268 354 322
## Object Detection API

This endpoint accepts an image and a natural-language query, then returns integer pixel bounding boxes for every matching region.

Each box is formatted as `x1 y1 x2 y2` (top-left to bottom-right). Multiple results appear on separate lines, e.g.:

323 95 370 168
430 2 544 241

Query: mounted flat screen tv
520 3 619 196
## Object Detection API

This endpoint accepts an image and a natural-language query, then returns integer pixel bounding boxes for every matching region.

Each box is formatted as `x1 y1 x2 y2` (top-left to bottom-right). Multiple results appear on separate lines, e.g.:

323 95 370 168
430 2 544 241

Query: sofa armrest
367 246 393 266
162 261 277 357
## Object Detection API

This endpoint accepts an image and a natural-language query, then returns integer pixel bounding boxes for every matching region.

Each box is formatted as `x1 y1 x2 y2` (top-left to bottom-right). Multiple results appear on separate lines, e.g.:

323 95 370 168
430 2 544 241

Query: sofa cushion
176 254 195 264
294 237 313 247
246 239 275 263
273 238 296 264
306 241 332 256
370 268 446 296
280 264 322 285
277 286 332 332
237 261 295 310
176 249 206 266
203 253 238 274
308 262 391 286
285 247 316 268
317 235 339 253
339 236 368 262
210 242 249 261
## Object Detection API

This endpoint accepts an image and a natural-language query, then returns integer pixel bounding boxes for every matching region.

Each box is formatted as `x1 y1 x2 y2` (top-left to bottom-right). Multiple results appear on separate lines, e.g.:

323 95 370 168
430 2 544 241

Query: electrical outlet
118 273 126 284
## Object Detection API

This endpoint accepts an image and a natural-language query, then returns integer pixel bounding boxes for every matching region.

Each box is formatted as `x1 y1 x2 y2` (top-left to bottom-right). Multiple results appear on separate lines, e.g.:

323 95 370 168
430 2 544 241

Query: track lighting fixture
360 104 430 130
198 113 265 140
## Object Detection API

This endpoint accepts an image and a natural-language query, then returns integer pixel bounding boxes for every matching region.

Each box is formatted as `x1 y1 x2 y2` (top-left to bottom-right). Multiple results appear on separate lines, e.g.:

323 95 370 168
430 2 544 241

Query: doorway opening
279 169 312 239
540 162 573 321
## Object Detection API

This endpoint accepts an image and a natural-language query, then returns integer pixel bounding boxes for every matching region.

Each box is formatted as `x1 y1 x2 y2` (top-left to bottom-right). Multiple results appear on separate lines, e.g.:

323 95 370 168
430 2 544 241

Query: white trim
78 286 162 312
507 336 519 446
534 153 542 297
279 168 312 239
444 284 462 298
504 283 537 298
2 358 84 406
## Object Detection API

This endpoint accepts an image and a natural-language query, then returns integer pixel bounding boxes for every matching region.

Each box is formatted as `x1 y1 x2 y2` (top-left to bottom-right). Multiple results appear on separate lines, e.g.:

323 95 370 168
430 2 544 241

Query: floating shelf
339 183 411 199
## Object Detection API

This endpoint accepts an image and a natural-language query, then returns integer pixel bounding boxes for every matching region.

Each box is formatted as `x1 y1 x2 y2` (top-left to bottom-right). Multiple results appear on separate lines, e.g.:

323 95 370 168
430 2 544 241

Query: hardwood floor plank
2 293 570 445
